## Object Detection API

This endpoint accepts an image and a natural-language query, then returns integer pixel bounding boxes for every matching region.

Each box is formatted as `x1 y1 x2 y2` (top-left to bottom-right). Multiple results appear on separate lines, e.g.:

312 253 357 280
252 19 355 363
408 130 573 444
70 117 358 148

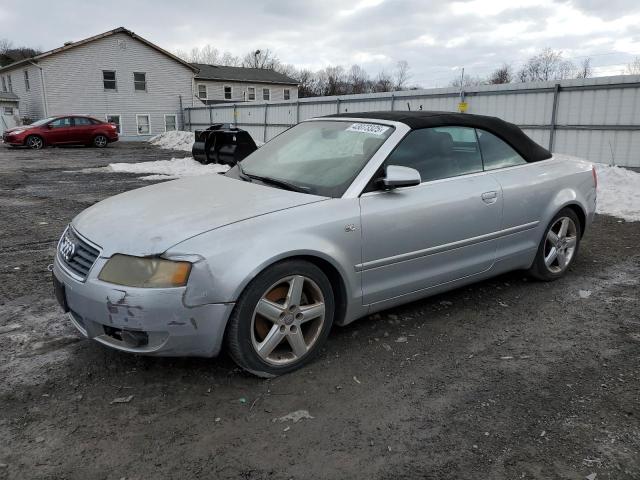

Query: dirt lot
0 142 639 480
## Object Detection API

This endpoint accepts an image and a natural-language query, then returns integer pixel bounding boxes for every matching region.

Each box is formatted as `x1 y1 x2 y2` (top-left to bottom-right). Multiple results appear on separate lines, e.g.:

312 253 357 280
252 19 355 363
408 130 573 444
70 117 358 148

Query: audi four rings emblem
59 234 77 262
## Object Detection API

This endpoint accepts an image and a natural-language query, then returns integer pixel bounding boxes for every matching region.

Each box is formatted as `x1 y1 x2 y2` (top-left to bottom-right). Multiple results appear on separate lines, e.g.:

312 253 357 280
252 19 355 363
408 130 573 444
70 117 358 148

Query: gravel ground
0 143 639 480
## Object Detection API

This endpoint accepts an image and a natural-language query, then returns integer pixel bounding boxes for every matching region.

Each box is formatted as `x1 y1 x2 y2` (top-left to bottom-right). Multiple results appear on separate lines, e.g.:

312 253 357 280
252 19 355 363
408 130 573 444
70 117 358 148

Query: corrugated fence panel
184 75 640 166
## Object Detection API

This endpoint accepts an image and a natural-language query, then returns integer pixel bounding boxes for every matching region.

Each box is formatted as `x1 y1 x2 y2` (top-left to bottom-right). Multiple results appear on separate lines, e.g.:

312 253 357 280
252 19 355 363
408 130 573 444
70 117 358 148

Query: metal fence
184 74 640 167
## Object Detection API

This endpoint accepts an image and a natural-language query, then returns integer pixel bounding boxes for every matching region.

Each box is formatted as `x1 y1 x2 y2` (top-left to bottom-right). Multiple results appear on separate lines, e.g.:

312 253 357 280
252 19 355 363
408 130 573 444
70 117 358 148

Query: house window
103 70 117 90
3 107 13 115
224 85 232 100
197 84 207 99
1 77 6 92
24 70 30 91
164 114 177 132
263 88 270 101
7 75 12 92
136 114 151 135
134 72 147 91
106 114 122 134
247 86 256 101
283 88 290 100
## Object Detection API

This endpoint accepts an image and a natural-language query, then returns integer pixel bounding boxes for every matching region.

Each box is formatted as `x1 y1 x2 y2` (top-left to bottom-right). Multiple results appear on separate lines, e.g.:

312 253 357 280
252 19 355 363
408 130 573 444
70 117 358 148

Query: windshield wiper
236 161 309 193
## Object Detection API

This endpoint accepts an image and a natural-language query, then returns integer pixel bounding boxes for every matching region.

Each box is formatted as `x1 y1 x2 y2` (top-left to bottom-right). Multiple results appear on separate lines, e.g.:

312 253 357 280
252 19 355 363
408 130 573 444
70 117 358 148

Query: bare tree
0 38 41 67
174 45 239 66
575 58 593 79
241 49 280 69
394 60 410 91
517 48 576 82
374 70 394 92
625 56 640 75
488 64 512 84
348 64 370 94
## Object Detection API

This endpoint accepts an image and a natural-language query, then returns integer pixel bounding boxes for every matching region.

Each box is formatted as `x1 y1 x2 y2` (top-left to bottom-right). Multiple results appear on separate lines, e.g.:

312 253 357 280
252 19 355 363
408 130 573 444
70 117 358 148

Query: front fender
166 198 364 316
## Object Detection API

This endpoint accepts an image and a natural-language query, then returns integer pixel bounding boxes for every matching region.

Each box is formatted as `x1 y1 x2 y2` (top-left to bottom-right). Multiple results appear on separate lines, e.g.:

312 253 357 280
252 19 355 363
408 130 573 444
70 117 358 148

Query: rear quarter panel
489 155 596 268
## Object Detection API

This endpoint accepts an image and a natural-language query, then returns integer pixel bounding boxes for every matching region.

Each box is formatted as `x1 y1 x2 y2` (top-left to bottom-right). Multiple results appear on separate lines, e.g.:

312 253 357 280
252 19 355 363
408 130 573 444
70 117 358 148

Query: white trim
247 85 256 101
223 84 232 100
135 114 151 136
105 114 122 134
197 83 207 100
262 87 271 101
164 114 178 132
283 87 291 101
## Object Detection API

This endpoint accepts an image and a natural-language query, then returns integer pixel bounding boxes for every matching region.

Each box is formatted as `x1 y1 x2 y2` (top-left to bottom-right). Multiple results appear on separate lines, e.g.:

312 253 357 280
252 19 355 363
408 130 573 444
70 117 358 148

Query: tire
25 135 44 150
528 207 581 281
93 135 108 148
226 260 335 377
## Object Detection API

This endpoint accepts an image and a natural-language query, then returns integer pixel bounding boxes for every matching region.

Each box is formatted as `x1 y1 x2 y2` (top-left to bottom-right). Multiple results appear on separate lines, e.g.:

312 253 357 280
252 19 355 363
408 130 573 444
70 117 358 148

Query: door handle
481 191 498 204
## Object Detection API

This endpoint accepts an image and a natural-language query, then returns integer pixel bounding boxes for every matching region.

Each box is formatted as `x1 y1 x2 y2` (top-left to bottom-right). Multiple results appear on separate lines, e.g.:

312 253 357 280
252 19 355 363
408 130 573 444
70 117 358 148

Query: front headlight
98 254 191 288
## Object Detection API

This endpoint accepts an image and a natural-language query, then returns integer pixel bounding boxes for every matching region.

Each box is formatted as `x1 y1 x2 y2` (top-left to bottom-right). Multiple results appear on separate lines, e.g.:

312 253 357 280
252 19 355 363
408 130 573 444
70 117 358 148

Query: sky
1 0 639 87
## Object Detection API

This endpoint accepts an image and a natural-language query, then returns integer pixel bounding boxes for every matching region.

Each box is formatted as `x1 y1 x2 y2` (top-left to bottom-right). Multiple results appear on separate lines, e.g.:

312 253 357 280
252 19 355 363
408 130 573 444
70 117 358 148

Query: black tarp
325 111 552 163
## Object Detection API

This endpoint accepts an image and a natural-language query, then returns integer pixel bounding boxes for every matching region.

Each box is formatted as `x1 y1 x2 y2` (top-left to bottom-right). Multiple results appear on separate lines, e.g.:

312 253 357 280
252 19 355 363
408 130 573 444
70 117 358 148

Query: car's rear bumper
53 255 234 358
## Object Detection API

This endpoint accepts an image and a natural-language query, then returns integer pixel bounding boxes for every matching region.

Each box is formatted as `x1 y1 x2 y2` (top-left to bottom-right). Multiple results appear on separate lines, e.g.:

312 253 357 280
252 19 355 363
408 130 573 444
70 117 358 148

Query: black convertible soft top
325 111 552 163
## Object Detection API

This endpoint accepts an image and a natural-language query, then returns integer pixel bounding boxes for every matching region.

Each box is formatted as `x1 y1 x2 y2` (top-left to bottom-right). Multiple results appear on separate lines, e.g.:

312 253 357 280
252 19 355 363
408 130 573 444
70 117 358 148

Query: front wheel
25 135 44 150
225 260 334 377
93 135 108 148
528 208 581 281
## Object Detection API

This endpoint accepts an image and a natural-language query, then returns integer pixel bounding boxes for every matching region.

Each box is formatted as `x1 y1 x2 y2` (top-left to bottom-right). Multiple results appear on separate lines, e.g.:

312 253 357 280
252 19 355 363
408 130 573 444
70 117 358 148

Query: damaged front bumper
52 256 234 357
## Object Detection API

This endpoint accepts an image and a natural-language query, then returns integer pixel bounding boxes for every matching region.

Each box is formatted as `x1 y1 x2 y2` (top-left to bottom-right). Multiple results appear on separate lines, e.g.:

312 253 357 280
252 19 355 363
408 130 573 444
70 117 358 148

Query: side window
385 126 483 183
103 71 117 90
49 117 72 128
73 117 92 126
477 129 527 170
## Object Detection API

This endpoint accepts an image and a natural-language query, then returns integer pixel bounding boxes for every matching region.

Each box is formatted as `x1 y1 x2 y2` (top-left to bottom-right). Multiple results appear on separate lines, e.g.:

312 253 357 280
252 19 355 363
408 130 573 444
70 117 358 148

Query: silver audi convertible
53 111 597 377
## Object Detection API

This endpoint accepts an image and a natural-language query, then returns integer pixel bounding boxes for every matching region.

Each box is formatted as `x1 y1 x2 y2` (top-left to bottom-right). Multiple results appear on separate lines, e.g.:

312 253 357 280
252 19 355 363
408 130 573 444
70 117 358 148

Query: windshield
29 117 56 127
236 120 394 197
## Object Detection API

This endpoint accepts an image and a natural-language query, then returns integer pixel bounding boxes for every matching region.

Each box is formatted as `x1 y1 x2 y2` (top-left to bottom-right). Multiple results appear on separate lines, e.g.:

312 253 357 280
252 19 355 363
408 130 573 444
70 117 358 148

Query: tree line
0 39 41 67
174 45 416 97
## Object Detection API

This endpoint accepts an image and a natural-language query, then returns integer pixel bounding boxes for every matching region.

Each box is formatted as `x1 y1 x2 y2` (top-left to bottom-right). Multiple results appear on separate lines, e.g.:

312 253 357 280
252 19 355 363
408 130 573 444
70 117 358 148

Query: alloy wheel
27 136 43 149
250 275 326 366
544 216 578 274
95 136 107 147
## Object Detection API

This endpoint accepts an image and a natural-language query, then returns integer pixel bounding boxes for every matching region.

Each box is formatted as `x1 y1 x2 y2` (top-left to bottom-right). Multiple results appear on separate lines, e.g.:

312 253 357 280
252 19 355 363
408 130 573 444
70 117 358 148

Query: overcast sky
1 0 639 86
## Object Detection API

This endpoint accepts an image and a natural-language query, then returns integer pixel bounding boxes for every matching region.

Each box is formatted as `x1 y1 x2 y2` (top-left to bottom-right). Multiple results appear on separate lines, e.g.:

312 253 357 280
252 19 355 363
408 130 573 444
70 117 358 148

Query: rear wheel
226 260 334 377
25 135 44 150
93 135 108 148
528 208 581 281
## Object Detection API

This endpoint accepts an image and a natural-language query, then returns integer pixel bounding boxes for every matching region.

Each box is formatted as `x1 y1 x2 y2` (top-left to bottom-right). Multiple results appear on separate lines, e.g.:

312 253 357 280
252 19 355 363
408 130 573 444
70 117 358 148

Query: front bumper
53 255 234 358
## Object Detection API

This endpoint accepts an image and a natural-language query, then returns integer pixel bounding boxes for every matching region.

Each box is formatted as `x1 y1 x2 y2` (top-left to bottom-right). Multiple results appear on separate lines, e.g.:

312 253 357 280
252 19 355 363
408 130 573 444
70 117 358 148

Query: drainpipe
28 61 48 118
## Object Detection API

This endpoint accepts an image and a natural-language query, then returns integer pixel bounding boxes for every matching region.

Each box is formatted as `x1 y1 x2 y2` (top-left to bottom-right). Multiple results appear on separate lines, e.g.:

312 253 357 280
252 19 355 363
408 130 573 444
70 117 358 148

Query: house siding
37 32 195 138
193 79 298 105
1 65 45 120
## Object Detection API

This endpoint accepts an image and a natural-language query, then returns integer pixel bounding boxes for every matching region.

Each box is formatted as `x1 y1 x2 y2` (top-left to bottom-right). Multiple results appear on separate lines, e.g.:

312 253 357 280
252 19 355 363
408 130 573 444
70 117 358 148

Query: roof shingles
192 63 298 85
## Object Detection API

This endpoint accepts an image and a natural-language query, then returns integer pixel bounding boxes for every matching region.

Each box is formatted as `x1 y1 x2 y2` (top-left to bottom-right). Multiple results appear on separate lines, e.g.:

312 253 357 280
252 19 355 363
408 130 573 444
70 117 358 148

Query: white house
0 27 300 140
191 63 299 105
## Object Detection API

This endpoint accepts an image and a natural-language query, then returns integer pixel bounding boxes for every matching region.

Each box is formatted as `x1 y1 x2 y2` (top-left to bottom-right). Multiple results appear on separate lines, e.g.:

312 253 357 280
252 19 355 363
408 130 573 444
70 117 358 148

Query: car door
45 117 74 144
358 126 503 305
71 117 94 143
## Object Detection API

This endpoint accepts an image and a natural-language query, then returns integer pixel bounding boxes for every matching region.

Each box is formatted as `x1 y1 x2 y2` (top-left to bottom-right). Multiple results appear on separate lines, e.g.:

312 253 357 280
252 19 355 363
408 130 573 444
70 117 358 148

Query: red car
2 115 118 149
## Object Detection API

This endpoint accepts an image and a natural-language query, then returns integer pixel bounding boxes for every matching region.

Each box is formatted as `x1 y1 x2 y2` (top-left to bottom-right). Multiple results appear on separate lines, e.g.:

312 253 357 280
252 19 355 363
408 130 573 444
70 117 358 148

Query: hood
72 174 327 257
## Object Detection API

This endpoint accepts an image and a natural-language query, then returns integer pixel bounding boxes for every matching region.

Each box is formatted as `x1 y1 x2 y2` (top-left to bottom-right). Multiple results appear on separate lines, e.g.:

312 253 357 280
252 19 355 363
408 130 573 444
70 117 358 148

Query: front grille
57 227 100 280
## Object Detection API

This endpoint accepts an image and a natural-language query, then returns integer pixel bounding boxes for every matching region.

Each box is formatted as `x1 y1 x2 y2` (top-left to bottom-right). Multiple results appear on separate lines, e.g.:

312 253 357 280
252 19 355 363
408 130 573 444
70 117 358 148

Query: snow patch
107 157 229 180
594 163 640 222
554 154 640 222
149 130 194 152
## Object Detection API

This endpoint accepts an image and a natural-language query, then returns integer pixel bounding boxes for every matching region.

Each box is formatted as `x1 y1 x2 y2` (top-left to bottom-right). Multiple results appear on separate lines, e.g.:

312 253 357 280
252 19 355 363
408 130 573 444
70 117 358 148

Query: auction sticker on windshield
346 123 390 135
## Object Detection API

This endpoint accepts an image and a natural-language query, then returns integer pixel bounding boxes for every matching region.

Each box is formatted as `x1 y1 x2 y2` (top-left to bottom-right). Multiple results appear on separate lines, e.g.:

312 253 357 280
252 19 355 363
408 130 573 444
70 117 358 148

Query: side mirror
46 124 53 129
381 165 421 189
